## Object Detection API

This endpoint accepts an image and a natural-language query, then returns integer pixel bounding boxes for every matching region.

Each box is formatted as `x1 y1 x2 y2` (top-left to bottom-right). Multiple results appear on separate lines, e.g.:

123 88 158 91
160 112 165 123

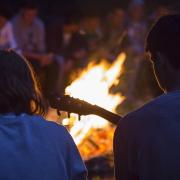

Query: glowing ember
64 53 126 159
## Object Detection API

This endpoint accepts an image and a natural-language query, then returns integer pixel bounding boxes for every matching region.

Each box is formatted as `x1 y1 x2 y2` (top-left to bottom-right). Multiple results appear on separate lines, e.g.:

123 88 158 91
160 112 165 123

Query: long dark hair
0 50 47 115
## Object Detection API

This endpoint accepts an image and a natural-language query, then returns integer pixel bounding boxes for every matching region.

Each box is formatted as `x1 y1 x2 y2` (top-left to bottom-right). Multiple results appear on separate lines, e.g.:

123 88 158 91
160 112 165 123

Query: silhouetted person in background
12 2 65 98
12 2 46 61
114 14 180 180
0 50 87 180
46 14 80 55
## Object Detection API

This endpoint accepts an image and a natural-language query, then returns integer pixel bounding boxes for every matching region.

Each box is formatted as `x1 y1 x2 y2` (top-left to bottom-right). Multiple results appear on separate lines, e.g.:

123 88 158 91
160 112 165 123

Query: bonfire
63 53 126 160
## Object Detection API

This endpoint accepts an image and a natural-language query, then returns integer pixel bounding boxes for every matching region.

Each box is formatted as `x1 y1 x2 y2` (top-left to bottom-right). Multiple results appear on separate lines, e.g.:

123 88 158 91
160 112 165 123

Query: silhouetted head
146 14 180 92
81 15 100 33
21 1 38 25
0 50 47 115
62 13 80 33
129 0 145 21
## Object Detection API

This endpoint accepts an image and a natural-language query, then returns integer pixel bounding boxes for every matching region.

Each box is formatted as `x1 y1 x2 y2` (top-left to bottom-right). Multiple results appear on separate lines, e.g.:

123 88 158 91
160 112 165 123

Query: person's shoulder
34 115 66 129
114 92 180 146
34 17 45 29
24 114 68 137
119 94 169 126
114 97 162 141
11 14 21 25
3 21 13 30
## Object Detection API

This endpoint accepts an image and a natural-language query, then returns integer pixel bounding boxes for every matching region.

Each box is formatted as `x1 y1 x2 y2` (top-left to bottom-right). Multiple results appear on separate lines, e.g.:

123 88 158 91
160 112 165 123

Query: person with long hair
0 49 87 180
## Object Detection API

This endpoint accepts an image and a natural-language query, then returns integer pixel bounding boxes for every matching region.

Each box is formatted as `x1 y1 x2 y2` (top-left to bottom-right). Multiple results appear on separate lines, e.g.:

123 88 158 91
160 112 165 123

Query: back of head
0 50 47 115
146 14 180 69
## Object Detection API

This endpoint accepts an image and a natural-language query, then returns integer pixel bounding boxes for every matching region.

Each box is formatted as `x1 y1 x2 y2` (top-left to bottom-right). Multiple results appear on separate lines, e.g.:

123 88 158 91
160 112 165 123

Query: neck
163 67 180 93
166 79 180 93
167 86 180 93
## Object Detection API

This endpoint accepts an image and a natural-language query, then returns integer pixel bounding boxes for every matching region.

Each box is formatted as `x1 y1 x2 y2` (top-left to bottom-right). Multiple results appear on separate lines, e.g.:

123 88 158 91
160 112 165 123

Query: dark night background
5 0 180 20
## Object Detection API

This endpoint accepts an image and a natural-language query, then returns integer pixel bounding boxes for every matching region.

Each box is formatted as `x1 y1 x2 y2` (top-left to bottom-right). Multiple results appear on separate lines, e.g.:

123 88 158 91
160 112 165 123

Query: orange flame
64 53 126 159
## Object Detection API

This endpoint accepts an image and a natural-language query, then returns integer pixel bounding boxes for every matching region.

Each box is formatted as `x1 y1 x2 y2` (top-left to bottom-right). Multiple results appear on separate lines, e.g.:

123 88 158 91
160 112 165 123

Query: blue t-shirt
114 91 180 180
0 114 87 180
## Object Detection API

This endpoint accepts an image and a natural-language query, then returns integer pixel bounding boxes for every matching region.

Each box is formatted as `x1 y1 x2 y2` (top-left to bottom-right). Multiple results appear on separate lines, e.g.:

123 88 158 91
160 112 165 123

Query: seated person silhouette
114 14 180 180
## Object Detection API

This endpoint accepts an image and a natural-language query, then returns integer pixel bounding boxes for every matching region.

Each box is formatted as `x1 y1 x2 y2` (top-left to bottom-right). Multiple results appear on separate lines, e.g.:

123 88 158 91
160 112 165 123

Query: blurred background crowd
0 0 179 114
